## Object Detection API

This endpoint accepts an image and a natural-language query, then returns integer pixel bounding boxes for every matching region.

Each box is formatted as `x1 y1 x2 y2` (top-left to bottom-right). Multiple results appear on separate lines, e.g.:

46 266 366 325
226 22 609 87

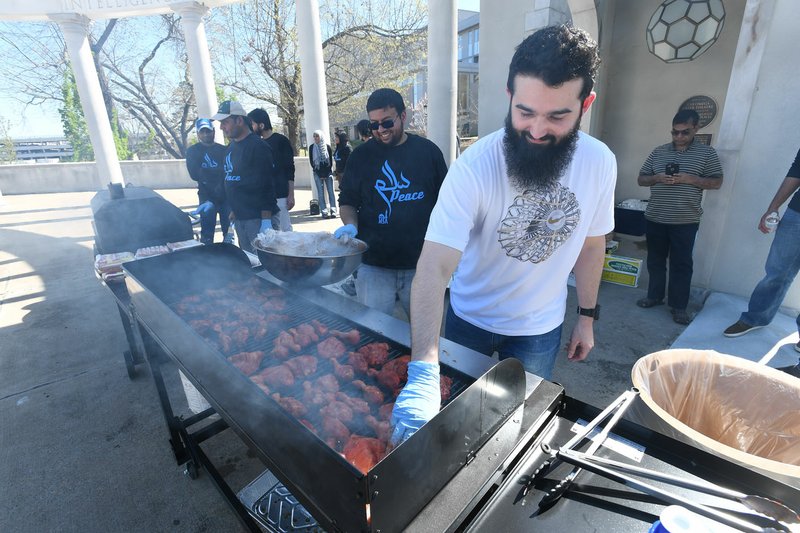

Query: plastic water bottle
765 211 780 232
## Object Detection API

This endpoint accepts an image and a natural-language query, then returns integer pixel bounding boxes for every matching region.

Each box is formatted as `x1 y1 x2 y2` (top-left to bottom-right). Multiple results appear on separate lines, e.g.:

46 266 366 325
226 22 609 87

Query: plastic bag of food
631 349 800 485
94 252 135 274
167 239 204 252
253 228 360 257
134 245 170 259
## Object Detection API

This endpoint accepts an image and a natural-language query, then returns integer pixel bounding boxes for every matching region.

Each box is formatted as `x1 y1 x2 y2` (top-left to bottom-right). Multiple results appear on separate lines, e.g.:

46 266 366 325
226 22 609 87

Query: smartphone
665 163 679 176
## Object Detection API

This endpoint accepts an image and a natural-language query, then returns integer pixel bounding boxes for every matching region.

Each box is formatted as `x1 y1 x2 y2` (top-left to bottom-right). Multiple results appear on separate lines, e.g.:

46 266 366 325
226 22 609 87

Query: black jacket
185 141 227 204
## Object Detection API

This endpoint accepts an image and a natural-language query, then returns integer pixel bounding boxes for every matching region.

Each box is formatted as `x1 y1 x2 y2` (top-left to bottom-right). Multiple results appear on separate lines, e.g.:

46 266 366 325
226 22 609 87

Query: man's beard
503 113 580 191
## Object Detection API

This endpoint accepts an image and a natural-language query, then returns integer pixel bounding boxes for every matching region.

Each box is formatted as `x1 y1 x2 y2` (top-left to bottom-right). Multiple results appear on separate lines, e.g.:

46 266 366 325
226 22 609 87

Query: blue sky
3 1 480 139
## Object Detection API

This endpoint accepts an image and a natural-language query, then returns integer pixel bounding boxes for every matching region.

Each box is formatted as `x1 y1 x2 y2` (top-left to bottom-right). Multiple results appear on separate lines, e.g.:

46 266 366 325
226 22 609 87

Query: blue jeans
644 220 699 310
313 171 337 215
741 208 800 332
355 264 414 318
445 306 562 380
199 202 231 245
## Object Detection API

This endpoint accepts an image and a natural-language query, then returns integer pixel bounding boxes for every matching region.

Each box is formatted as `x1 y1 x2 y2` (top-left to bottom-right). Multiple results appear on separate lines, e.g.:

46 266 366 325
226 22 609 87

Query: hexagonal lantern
646 0 725 63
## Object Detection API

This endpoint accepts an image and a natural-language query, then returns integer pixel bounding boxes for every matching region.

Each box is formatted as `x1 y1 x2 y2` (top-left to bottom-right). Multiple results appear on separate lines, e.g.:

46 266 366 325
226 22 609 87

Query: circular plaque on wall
678 95 718 128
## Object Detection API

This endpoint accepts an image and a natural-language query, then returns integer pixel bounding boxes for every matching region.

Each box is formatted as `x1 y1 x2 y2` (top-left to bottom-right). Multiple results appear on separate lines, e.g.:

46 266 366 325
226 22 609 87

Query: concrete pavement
1 187 797 531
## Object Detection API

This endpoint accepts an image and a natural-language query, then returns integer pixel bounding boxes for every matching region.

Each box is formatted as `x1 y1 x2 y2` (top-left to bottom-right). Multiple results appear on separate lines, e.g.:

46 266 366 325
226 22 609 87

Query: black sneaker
777 363 800 378
723 321 763 338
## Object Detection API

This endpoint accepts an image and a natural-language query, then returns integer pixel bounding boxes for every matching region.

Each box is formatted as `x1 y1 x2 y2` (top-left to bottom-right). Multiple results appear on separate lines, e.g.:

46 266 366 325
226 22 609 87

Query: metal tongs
525 389 799 532
523 388 639 502
553 448 799 532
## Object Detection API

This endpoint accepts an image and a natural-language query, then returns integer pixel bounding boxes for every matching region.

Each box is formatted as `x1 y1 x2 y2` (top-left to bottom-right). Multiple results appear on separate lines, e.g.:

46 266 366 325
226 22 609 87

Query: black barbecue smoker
90 183 193 255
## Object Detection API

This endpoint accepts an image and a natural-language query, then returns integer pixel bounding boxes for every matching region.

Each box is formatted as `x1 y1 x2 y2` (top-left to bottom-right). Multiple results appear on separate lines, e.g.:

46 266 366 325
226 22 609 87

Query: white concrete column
171 1 219 137
50 13 124 186
296 0 330 201
693 0 777 289
427 0 458 165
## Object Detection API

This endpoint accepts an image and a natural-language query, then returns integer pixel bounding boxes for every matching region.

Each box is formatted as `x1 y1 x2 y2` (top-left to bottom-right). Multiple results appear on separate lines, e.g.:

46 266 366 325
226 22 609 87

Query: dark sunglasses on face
369 118 396 130
671 128 692 136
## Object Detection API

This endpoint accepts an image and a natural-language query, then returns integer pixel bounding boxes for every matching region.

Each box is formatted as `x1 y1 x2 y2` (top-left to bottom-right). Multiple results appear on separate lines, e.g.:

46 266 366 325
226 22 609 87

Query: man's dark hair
356 119 371 138
366 88 406 115
247 108 272 130
673 109 699 126
506 25 600 101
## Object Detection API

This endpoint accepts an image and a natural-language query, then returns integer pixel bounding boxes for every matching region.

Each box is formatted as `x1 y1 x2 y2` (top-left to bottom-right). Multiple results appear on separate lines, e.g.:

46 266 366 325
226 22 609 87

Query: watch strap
577 305 600 320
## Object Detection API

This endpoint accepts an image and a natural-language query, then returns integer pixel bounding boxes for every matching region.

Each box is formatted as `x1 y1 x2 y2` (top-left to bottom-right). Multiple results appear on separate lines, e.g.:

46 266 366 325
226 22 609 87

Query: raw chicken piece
335 392 370 415
330 329 361 345
440 375 454 403
323 417 351 447
331 359 355 381
261 299 287 312
347 351 369 374
254 364 295 389
271 393 307 418
378 402 394 421
310 319 329 337
254 380 271 395
228 351 265 375
352 379 384 405
343 435 387 473
231 326 250 348
303 381 329 405
212 324 233 354
368 355 410 391
317 336 347 360
273 330 301 358
357 342 390 367
320 400 354 424
365 415 392 442
315 374 340 394
284 355 318 378
291 323 319 348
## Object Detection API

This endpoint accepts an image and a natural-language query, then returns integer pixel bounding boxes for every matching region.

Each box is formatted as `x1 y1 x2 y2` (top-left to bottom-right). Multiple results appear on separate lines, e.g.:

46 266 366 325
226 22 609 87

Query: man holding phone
636 109 723 324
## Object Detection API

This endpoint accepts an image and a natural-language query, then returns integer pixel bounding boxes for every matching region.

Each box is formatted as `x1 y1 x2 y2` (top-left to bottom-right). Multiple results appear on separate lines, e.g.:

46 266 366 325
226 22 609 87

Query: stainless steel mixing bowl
254 238 368 286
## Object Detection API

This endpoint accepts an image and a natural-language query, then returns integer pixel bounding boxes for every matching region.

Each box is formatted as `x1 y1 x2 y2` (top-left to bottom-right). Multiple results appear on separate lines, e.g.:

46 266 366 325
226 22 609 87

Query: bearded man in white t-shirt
391 25 618 445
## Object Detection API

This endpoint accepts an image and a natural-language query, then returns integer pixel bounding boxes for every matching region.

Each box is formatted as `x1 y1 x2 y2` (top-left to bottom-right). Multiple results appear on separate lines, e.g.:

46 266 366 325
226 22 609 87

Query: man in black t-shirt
185 118 230 244
212 100 277 254
335 88 448 319
248 108 295 231
723 147 800 378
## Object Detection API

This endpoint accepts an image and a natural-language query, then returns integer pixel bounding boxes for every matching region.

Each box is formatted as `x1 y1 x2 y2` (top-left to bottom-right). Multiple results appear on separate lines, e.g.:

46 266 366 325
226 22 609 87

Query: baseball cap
212 100 247 120
195 118 213 132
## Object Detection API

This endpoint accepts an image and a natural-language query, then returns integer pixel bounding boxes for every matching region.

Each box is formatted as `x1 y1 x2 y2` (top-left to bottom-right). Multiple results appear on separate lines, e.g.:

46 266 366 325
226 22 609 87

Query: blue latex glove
192 201 214 215
222 229 234 244
390 361 441 446
260 219 271 233
334 224 358 240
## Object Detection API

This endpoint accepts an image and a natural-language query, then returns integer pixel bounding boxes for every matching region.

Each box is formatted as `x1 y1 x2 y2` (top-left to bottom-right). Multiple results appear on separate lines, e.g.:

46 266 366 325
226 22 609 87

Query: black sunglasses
369 118 396 130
